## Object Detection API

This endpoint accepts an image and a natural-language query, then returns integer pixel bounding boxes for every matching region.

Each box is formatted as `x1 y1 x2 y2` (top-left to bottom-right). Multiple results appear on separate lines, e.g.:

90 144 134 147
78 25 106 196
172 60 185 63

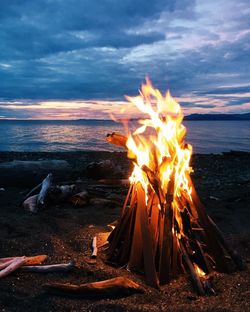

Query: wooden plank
119 202 137 264
107 206 133 258
208 216 244 270
137 184 159 288
188 177 231 272
159 204 173 284
45 276 144 298
159 173 175 284
128 187 143 271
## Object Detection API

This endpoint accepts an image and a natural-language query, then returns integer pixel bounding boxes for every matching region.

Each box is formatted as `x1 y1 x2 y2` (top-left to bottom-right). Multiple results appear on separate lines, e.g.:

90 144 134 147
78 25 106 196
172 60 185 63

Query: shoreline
0 150 249 311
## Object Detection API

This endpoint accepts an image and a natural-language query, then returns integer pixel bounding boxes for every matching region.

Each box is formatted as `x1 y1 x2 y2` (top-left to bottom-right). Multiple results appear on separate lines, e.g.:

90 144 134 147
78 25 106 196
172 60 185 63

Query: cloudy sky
0 0 249 119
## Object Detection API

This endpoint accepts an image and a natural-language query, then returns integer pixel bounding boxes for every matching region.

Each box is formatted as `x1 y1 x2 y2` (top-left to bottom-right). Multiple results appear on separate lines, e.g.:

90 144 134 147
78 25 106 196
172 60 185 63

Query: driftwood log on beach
22 194 38 213
44 276 143 298
0 257 26 278
20 261 75 273
0 255 48 266
37 173 53 209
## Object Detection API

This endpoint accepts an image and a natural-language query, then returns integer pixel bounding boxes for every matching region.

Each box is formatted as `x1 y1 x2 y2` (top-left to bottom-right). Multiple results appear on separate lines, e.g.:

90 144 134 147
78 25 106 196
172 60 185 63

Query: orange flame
125 78 193 235
194 263 206 277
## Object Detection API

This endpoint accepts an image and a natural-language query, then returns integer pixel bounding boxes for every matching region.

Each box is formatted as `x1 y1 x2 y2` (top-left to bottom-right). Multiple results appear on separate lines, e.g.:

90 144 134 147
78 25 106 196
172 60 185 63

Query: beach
0 151 249 311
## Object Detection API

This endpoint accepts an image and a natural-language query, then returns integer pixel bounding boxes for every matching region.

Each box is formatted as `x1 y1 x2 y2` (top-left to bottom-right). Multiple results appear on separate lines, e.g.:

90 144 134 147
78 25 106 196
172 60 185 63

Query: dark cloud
0 0 249 117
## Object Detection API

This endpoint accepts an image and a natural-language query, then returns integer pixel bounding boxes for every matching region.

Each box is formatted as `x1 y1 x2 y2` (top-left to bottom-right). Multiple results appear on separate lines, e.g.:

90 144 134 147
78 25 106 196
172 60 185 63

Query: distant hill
184 113 250 121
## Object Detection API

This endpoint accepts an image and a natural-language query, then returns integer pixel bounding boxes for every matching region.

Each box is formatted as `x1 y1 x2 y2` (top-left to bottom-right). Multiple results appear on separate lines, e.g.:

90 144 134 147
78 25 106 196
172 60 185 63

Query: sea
0 120 249 154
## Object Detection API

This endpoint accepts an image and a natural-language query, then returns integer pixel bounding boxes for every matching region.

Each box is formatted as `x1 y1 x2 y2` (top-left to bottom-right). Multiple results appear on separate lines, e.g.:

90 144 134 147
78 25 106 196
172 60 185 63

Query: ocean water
0 120 249 154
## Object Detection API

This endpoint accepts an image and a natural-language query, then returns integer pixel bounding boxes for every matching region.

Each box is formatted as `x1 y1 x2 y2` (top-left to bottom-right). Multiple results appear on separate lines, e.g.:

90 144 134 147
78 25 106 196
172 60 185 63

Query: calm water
0 120 249 154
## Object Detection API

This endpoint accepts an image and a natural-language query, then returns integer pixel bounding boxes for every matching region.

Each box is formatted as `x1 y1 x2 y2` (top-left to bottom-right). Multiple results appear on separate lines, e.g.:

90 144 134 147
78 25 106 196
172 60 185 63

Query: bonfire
106 79 243 295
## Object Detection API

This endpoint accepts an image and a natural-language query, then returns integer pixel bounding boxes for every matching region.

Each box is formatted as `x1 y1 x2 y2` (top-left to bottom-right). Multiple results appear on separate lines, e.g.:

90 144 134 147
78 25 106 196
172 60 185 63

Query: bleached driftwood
22 195 38 212
21 182 42 205
44 276 143 298
20 261 74 273
0 259 16 270
37 173 53 209
0 257 26 278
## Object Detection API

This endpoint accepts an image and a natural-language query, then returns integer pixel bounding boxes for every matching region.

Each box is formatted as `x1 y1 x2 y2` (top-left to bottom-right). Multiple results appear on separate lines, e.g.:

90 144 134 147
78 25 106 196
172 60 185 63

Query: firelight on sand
106 79 244 295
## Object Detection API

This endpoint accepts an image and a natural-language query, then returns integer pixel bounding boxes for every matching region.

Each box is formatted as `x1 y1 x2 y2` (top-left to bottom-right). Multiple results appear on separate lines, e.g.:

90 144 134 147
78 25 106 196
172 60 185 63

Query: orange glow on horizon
0 95 249 120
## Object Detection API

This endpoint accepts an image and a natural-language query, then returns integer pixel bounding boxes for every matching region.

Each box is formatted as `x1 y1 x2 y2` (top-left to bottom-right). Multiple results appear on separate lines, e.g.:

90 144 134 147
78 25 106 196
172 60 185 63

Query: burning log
44 276 143 298
105 79 243 295
20 261 75 273
179 240 205 295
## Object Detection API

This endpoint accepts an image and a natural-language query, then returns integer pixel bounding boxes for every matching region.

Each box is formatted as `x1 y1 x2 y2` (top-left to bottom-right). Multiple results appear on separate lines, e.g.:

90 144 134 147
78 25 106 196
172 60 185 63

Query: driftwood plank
0 257 26 278
128 201 143 271
22 195 38 213
37 173 53 210
137 184 159 288
21 261 74 273
44 276 143 298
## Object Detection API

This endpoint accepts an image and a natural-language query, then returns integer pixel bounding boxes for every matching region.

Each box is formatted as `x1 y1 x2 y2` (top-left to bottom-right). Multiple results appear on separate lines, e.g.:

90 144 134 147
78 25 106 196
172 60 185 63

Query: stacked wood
106 132 244 295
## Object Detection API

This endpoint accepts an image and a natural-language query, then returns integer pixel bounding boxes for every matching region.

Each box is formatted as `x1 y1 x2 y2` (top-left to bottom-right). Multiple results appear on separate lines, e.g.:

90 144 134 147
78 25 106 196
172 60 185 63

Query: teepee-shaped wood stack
105 80 243 295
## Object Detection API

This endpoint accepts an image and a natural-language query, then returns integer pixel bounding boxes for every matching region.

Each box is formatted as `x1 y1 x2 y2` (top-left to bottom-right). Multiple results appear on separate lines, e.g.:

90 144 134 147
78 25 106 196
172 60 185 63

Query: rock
86 160 123 179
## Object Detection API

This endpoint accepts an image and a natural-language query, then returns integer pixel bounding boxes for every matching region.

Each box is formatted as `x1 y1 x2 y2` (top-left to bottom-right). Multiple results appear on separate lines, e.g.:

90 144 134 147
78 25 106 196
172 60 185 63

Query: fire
106 78 242 295
194 263 206 277
125 78 193 233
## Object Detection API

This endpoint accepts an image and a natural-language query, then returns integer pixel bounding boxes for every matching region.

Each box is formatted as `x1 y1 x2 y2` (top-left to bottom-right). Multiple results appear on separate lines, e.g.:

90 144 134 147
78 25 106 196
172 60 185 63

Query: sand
0 151 249 312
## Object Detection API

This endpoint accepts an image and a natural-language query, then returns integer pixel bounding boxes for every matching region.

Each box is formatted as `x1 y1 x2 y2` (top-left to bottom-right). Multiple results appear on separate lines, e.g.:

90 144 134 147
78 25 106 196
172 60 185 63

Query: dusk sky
0 0 250 119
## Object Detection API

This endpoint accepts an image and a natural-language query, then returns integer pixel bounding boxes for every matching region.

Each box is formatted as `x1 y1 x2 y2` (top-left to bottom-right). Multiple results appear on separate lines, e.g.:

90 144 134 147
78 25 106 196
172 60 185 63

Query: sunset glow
0 94 249 120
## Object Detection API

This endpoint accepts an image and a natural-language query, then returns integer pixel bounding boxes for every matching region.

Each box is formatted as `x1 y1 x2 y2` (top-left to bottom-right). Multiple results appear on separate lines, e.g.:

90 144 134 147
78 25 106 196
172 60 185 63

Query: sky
0 0 249 119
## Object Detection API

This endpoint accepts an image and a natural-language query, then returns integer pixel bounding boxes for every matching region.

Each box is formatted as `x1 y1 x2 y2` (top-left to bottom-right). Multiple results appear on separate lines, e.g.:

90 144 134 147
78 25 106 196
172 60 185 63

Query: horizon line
0 111 249 121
